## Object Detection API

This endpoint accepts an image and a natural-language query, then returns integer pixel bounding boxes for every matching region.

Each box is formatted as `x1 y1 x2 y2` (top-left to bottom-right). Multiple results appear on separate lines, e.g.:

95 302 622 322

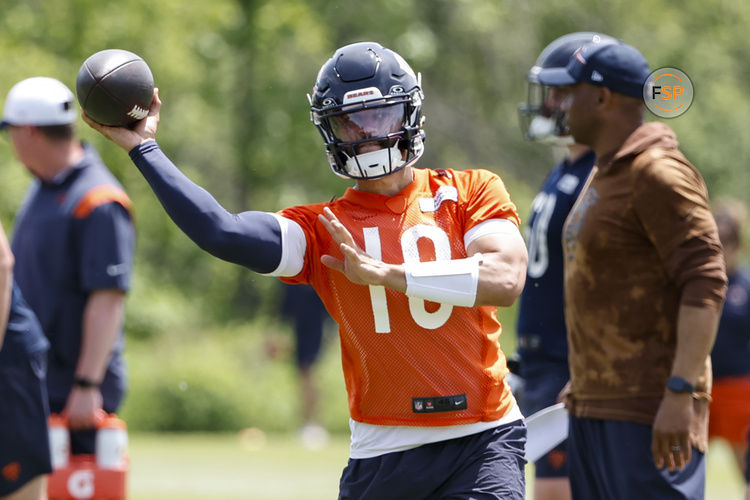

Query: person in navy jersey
0 219 52 500
1 77 135 455
279 283 332 448
515 32 614 500
709 200 750 477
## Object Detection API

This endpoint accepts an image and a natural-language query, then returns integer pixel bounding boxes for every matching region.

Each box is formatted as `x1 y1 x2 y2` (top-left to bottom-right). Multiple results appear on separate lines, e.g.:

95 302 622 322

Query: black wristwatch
666 376 695 394
73 377 101 389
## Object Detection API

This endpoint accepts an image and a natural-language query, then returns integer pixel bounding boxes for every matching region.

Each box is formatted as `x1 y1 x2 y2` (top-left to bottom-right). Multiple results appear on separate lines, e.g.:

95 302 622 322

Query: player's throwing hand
82 88 161 152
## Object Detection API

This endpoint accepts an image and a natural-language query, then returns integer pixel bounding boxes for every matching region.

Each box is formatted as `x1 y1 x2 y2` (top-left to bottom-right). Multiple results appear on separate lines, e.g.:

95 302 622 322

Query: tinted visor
329 104 405 149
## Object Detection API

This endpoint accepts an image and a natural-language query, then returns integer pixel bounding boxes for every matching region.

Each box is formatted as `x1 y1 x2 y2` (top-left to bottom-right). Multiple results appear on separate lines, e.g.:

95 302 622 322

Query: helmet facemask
312 86 424 179
518 32 617 147
518 68 573 146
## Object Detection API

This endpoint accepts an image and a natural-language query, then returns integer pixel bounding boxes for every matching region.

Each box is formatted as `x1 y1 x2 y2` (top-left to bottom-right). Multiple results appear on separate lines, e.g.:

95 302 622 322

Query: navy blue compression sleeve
129 141 282 273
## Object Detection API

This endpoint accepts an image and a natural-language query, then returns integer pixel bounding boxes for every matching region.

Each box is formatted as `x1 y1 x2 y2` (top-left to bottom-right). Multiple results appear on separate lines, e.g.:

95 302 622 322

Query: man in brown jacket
538 41 727 499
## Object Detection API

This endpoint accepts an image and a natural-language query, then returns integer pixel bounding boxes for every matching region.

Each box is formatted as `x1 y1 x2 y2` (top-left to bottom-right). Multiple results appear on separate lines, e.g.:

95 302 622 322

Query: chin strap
404 253 483 307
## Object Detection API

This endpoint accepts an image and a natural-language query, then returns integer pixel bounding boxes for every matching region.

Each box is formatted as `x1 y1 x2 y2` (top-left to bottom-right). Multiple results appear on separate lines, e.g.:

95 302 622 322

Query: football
76 49 154 127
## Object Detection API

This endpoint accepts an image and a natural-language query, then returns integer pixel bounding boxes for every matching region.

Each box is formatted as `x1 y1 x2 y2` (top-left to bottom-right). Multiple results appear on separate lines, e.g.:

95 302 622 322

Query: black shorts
0 350 52 495
339 420 527 499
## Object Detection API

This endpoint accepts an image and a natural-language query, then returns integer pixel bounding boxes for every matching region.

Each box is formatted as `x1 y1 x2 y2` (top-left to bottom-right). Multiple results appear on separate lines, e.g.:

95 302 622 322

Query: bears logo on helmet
309 42 425 180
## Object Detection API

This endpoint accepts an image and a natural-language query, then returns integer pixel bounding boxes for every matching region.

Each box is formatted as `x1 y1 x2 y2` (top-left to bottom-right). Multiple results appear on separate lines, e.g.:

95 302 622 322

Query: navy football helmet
518 32 616 145
309 42 425 180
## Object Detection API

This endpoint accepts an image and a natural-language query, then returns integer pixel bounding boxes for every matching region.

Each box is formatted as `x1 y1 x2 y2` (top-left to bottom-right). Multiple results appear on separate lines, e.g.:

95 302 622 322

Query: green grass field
127 432 348 500
125 432 745 499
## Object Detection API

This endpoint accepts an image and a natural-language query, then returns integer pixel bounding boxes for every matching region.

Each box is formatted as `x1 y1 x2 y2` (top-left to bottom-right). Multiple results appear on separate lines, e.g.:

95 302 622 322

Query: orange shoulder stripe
72 185 133 219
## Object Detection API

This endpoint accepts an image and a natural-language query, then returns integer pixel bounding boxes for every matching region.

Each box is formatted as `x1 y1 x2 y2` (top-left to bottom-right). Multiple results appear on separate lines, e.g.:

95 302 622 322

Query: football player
515 32 614 500
84 42 529 498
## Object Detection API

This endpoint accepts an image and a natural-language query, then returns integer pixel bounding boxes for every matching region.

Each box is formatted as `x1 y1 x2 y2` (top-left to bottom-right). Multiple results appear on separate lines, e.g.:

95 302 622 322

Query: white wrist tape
404 253 482 307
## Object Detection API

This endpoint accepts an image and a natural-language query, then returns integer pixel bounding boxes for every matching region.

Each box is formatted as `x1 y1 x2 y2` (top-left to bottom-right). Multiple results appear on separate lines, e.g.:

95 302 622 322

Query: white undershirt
349 398 524 459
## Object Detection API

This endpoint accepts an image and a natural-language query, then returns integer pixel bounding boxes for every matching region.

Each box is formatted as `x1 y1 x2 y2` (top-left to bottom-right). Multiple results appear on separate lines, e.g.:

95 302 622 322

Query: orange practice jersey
279 167 520 426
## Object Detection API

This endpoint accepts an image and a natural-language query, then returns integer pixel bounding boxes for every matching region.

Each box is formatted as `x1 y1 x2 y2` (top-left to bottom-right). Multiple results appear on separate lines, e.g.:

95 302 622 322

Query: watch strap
73 377 101 389
666 375 695 394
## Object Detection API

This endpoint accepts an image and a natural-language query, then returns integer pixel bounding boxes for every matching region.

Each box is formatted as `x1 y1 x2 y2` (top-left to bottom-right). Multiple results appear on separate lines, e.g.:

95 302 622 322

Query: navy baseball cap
538 41 650 98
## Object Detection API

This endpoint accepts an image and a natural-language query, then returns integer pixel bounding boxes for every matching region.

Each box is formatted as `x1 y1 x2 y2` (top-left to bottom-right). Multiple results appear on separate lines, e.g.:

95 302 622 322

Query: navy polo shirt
0 281 49 362
11 143 135 409
516 150 595 362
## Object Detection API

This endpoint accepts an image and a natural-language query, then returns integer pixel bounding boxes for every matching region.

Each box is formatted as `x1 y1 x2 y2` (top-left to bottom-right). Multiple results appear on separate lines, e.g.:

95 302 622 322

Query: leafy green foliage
121 320 350 433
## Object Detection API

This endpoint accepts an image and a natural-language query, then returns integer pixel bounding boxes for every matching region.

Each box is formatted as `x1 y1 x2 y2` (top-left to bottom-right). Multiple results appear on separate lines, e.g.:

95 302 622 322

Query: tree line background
0 0 748 432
